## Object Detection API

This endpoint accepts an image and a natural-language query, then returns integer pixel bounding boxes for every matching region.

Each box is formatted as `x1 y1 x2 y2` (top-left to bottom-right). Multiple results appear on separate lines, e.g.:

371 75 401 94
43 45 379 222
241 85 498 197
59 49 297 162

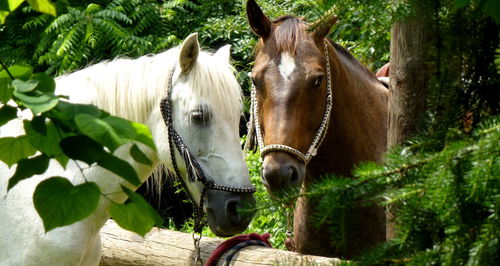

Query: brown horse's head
246 0 337 194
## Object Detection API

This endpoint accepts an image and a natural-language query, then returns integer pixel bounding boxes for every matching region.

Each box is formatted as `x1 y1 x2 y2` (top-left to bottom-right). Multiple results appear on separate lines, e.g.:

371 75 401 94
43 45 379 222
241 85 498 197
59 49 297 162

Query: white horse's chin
204 189 256 237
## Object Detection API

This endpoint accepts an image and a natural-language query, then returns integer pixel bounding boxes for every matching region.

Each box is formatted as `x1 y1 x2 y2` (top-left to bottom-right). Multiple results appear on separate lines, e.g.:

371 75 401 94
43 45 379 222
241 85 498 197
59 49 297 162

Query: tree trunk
387 1 436 239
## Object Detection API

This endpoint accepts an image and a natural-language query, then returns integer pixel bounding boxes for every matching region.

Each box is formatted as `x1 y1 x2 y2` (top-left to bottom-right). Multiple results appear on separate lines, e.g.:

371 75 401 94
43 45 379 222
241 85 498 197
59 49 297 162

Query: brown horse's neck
307 39 388 181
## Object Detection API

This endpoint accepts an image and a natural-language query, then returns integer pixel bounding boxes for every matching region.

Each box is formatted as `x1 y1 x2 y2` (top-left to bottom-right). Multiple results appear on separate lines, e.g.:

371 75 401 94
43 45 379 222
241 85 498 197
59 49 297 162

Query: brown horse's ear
310 14 338 42
179 32 200 73
246 0 272 39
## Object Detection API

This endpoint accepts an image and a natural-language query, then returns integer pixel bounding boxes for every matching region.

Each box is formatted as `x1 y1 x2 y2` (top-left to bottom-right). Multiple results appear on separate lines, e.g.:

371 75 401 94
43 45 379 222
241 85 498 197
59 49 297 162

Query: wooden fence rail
99 220 341 265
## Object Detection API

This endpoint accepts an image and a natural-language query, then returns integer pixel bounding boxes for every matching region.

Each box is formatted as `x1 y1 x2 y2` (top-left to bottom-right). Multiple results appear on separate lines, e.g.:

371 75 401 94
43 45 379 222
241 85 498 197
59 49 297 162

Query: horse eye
313 76 323 87
191 109 211 124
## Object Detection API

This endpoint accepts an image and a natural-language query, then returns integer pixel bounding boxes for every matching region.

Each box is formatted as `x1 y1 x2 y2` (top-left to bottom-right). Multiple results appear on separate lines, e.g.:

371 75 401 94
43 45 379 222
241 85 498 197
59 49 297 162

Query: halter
245 41 333 164
159 62 256 263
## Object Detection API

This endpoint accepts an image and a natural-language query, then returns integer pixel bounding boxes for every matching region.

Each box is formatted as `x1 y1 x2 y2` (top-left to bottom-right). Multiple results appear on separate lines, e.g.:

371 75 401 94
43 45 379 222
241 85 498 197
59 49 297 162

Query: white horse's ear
215 44 231 62
179 32 200 73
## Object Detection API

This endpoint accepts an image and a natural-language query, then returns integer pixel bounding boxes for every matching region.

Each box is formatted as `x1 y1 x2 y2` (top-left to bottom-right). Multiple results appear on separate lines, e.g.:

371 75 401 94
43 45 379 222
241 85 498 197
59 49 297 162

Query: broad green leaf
34 177 100 232
0 65 32 80
30 115 47 135
8 154 50 190
75 113 126 152
108 185 162 236
13 91 59 114
31 73 55 93
130 144 152 166
480 0 500 23
0 104 17 127
24 120 68 166
60 135 140 186
103 116 156 151
0 10 8 24
98 152 141 187
26 0 56 16
454 0 470 9
0 136 37 167
0 81 13 103
0 0 24 11
60 135 104 164
50 101 103 128
12 79 39 93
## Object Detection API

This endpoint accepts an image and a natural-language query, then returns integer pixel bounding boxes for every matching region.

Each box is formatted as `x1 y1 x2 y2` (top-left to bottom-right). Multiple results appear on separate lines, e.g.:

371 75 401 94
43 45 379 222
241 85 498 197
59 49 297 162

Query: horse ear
214 44 231 62
246 0 271 39
179 32 200 73
310 14 338 42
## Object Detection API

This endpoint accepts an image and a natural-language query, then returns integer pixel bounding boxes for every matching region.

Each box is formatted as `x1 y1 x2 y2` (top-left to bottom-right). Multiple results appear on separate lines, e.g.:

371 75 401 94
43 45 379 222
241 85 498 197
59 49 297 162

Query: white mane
56 47 242 127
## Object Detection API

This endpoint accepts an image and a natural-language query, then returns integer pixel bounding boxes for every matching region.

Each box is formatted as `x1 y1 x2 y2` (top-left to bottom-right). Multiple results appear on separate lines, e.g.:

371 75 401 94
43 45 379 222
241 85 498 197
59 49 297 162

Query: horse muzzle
261 152 306 195
205 190 256 237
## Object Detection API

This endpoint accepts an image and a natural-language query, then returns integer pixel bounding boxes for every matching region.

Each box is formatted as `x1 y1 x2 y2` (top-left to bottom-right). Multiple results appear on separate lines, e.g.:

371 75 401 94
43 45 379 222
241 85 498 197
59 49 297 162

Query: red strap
205 233 272 266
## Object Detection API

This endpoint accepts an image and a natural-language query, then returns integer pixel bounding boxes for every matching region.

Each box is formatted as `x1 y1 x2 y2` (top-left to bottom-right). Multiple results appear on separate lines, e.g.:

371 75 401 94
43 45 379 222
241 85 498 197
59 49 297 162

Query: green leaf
13 91 59 114
480 0 500 23
0 65 32 80
0 104 17 127
59 135 104 164
0 136 37 167
12 79 39 93
30 115 47 135
31 73 55 93
130 144 152 166
454 0 471 9
108 185 163 236
60 135 141 186
0 81 13 103
75 113 126 152
50 102 103 128
102 116 156 151
26 0 56 16
34 177 101 232
98 152 141 187
24 120 68 166
8 154 50 190
0 0 24 11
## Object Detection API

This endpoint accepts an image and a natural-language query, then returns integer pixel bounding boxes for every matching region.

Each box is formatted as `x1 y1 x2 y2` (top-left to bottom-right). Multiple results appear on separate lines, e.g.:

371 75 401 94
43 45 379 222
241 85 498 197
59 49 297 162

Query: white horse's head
149 33 255 236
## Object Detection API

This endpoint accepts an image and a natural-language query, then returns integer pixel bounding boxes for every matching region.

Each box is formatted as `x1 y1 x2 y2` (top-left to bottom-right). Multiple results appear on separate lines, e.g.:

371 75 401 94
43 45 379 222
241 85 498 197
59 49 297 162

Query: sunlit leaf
26 0 56 16
108 185 163 236
13 91 59 114
75 113 126 152
12 79 39 93
0 136 37 167
34 177 100 232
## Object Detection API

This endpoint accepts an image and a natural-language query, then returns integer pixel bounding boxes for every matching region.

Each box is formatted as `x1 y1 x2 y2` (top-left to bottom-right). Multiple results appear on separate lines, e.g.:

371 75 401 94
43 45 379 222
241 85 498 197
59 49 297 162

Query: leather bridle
159 63 256 263
245 40 333 165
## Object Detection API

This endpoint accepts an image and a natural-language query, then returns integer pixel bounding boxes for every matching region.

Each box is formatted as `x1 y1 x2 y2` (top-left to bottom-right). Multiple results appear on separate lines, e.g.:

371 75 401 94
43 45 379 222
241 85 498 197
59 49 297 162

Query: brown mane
255 16 304 56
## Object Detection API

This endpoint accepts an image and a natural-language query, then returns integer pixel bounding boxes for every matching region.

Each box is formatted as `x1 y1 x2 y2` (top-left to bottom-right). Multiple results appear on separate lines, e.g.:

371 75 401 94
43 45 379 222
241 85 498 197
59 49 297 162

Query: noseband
160 63 256 233
246 41 333 164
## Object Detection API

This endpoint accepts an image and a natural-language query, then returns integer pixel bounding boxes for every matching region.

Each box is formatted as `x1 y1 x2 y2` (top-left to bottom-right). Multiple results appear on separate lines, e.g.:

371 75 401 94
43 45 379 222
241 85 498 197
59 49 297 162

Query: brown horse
246 0 389 258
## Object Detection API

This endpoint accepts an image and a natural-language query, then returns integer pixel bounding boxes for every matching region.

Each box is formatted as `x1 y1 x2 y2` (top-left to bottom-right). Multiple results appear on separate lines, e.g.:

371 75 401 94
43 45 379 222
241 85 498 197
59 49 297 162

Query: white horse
0 33 255 265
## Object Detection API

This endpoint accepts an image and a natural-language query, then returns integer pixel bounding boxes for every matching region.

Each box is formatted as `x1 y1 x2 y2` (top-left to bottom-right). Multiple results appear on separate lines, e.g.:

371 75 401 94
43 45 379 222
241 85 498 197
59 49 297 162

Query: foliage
304 117 499 265
0 62 162 236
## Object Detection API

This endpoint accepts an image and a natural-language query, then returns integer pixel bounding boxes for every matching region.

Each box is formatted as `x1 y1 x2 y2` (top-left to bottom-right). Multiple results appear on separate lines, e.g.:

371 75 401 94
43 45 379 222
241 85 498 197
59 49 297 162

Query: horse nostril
225 199 240 221
290 165 299 184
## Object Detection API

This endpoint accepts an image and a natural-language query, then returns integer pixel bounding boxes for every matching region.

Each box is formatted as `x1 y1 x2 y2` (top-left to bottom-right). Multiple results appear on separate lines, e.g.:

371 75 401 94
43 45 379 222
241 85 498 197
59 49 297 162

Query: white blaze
279 52 296 80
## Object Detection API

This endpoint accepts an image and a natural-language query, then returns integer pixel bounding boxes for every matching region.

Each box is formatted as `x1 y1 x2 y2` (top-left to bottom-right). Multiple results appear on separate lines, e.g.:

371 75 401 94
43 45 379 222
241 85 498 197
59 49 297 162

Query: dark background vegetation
1 0 499 264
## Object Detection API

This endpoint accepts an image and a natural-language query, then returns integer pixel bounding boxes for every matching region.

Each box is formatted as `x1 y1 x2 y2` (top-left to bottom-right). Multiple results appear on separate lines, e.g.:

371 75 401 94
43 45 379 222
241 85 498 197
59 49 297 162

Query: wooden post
99 220 342 265
387 1 436 239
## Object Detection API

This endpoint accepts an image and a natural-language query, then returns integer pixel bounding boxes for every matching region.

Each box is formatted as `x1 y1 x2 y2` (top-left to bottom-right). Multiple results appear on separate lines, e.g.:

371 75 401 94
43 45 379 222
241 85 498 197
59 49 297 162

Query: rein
159 63 256 264
245 40 333 164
